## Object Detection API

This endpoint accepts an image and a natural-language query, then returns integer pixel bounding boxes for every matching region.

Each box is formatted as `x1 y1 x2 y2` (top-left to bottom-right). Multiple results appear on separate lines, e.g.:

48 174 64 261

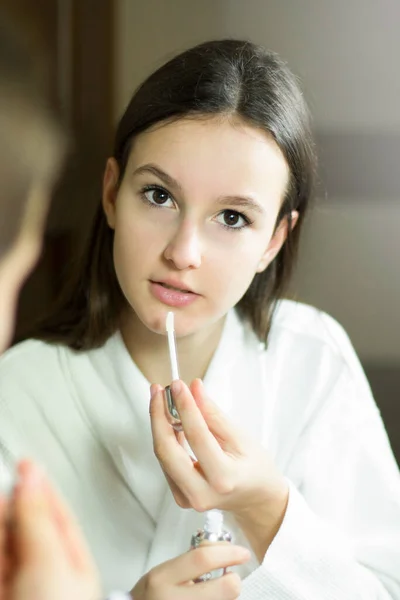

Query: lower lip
150 282 200 308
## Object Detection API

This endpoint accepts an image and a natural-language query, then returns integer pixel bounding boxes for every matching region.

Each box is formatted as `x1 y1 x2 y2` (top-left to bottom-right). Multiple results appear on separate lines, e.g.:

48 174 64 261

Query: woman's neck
119 311 226 387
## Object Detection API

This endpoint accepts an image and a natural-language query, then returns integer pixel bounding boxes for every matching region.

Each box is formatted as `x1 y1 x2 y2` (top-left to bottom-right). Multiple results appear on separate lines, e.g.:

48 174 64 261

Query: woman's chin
127 307 169 337
135 310 194 339
127 301 215 340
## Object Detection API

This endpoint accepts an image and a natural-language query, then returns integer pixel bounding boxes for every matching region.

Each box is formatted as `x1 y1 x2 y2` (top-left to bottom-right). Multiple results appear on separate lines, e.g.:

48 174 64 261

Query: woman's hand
150 379 289 561
0 460 101 600
131 542 250 600
0 496 9 600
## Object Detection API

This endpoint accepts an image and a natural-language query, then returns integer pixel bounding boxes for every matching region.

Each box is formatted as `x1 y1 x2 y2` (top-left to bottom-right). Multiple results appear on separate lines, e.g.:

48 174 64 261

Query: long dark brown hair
32 39 317 349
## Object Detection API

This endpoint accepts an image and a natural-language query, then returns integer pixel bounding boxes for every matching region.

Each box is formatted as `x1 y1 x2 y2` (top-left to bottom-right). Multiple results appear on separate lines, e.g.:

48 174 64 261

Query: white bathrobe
0 300 399 598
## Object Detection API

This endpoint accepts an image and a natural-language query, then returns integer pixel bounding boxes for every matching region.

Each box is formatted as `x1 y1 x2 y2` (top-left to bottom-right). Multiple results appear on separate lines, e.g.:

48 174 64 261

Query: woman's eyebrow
215 195 265 215
132 163 182 191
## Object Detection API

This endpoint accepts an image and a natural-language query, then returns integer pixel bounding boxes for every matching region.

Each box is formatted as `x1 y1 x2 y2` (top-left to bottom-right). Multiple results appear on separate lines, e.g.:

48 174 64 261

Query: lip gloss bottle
191 509 233 581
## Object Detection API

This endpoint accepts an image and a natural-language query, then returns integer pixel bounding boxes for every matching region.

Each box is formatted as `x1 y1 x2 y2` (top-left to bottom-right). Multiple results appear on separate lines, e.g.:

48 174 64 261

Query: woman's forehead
127 117 289 198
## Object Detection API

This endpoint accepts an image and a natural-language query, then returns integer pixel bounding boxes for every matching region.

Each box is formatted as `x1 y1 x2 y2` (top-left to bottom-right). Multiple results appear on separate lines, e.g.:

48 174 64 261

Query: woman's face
103 117 293 338
0 184 48 352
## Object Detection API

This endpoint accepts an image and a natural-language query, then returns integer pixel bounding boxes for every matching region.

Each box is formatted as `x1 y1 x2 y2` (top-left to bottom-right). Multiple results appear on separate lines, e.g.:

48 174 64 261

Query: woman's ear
256 210 299 273
102 158 120 229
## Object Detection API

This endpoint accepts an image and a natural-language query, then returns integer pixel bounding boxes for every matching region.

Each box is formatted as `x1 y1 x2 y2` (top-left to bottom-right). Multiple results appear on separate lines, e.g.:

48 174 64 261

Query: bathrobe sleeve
240 358 400 599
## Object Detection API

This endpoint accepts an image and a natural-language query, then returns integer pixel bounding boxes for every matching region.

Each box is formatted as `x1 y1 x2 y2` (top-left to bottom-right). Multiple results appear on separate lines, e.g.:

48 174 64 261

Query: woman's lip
151 280 197 294
149 281 200 308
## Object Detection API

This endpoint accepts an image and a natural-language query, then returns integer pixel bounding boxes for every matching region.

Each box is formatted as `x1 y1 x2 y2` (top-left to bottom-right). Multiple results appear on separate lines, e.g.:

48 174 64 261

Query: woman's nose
163 220 202 270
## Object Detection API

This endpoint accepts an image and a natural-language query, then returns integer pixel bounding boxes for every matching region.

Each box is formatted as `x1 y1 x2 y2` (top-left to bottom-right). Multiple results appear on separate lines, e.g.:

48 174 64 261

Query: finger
150 386 208 501
171 380 229 481
166 543 251 583
162 470 191 508
12 461 66 569
18 461 96 575
0 496 8 594
187 571 242 600
191 379 244 451
1 496 15 589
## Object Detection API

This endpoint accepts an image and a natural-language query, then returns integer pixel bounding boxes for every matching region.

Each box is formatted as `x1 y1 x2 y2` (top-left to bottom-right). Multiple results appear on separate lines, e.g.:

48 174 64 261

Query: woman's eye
142 187 174 207
216 210 250 230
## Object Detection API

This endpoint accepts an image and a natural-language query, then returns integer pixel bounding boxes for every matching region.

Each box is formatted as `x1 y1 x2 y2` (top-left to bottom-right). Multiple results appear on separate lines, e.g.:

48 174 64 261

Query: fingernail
171 379 182 396
22 463 43 491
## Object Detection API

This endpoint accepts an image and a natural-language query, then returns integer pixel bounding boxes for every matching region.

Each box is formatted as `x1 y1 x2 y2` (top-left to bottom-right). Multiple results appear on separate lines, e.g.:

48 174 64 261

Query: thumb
12 461 65 570
0 496 8 598
41 470 97 574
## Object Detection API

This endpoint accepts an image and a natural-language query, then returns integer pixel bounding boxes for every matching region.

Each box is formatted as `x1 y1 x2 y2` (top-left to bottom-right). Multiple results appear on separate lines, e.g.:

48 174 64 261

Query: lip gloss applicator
164 311 183 431
164 311 233 582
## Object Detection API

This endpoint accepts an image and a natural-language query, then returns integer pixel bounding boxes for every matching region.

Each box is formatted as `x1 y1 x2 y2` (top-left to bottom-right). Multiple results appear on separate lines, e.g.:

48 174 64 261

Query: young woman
0 39 399 599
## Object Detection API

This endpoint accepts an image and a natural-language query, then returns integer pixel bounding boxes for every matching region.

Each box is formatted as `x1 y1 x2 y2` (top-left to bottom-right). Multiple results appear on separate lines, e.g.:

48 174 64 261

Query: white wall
115 0 400 364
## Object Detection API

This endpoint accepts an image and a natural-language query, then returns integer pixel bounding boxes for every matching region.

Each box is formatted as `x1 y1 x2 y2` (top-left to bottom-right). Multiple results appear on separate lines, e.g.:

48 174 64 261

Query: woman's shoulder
0 337 55 365
261 299 370 391
265 301 372 420
270 299 356 362
0 340 69 426
0 338 72 402
0 338 65 374
0 332 124 398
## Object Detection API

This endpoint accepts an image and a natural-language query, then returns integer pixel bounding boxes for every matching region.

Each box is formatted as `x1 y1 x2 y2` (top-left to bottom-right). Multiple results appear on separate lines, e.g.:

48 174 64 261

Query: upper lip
151 278 197 294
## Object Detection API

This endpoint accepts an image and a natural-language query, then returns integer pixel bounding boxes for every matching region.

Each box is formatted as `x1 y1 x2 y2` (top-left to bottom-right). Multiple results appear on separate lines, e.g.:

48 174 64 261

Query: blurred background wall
2 0 114 340
6 0 400 460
